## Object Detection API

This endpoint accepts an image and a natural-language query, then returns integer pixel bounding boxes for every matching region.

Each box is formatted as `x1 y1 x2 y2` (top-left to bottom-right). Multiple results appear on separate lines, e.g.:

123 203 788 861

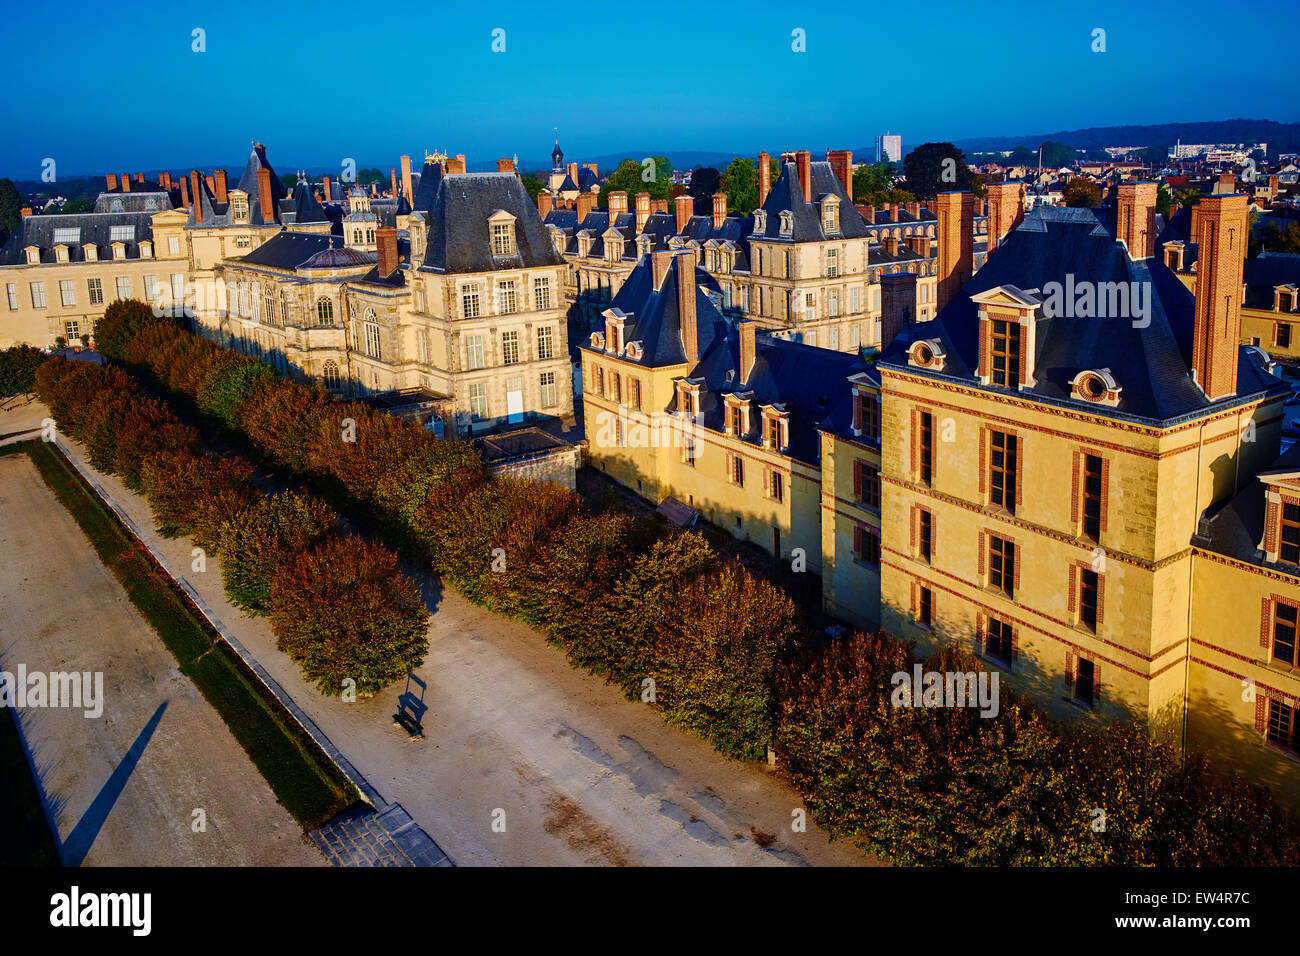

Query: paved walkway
0 451 325 866
23 402 873 867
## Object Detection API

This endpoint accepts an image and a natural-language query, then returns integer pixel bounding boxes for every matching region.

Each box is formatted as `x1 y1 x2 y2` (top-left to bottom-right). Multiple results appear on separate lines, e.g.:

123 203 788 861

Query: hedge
81 300 1300 864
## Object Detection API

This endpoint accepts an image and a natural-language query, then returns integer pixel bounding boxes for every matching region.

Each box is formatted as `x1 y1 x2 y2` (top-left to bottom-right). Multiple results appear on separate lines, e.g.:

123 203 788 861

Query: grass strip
8 439 358 829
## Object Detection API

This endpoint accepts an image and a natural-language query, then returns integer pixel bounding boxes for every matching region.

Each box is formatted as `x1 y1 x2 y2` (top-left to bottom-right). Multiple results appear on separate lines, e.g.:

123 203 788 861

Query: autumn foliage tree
140 448 256 539
218 491 338 615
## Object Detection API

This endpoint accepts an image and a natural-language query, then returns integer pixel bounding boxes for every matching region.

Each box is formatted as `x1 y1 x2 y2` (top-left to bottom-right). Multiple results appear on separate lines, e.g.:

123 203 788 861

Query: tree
1155 183 1172 218
902 143 979 200
140 448 255 539
688 167 721 214
1064 178 1101 208
719 155 778 214
0 346 45 396
520 174 545 204
0 178 24 246
597 157 673 207
270 535 429 697
852 162 894 202
1039 141 1077 168
219 492 338 615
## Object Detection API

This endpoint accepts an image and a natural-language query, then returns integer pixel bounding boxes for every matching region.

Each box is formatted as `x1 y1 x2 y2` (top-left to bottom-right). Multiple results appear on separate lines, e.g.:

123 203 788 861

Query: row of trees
85 300 1300 863
33 346 429 697
0 345 45 398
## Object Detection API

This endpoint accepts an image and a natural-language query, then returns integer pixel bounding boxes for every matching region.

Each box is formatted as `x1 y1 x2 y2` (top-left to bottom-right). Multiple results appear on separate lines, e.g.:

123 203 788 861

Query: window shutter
1068 564 1078 613
1015 434 1024 506
1070 450 1082 524
978 530 986 576
1264 499 1280 555
853 524 862 560
1096 574 1105 624
1261 597 1272 649
852 393 862 433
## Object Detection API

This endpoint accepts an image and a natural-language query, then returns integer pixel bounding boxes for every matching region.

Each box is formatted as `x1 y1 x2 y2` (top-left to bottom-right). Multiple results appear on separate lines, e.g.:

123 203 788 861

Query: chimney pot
496 157 514 174
401 155 412 199
608 190 629 221
1116 181 1157 260
985 182 1025 254
120 174 131 193
20 207 32 219
214 169 228 204
106 173 118 191
677 251 699 363
256 167 275 222
635 191 651 232
796 150 812 204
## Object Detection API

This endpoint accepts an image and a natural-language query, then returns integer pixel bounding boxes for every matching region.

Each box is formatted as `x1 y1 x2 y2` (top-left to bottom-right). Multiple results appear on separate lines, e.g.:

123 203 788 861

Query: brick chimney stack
121 173 131 193
796 150 812 203
496 157 514 174
985 182 1024 254
190 172 204 225
1116 181 1157 260
160 171 171 189
134 173 144 183
758 151 771 208
256 167 275 222
635 192 650 232
376 226 399 277
179 174 190 208
650 198 668 214
827 149 853 201
905 201 920 219
1218 171 1235 192
106 173 118 191
400 155 412 198
934 191 974 313
576 190 596 221
676 251 699 363
322 175 332 202
566 162 579 184
537 191 553 218
447 154 466 174
20 207 32 218
390 167 397 197
739 320 757 382
880 272 918 348
888 203 900 221
651 249 674 290
712 193 727 230
214 169 228 204
206 174 215 192
608 190 628 221
675 194 693 234
1192 194 1250 401
859 203 876 225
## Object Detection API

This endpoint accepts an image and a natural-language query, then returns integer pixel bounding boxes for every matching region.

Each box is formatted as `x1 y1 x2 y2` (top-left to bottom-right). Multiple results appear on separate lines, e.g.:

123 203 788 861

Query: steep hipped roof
420 172 563 274
235 231 372 271
878 204 1285 423
754 160 870 242
233 144 287 226
283 180 328 225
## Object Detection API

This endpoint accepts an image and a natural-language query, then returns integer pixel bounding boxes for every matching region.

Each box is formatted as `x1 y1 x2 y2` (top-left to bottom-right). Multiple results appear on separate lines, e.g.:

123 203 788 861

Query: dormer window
724 394 752 438
821 195 840 234
1276 285 1298 313
1070 368 1122 407
1163 240 1185 272
603 308 630 353
140 240 153 259
25 246 38 264
761 405 790 451
779 211 793 236
111 242 127 260
54 245 69 263
589 331 606 350
971 286 1042 389
908 338 946 371
83 243 97 262
754 210 767 232
491 216 516 256
230 193 249 223
851 386 880 440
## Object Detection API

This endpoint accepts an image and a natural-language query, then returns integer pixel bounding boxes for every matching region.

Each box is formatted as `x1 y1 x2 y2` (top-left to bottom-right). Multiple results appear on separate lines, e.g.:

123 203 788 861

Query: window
462 285 481 318
168 236 180 256
86 278 103 305
6 284 16 310
1268 699 1298 754
727 403 743 437
918 509 932 561
30 282 46 308
918 411 933 484
918 586 932 627
988 535 1016 597
989 430 1017 513
115 277 131 300
610 371 622 404
1079 569 1099 631
109 225 135 242
856 392 880 440
322 361 340 388
469 382 489 420
987 617 1013 662
850 287 861 314
364 321 381 359
53 227 80 244
537 325 554 359
317 298 334 325
534 276 552 310
855 526 881 565
492 222 515 256
856 461 880 508
465 334 486 370
594 365 605 396
497 281 518 314
990 318 1021 388
1278 323 1293 349
730 454 744 487
59 280 76 307
171 274 184 309
630 378 642 411
1082 454 1103 540
828 290 840 318
770 470 785 503
826 247 839 278
1281 504 1300 565
824 206 838 234
1272 601 1298 666
540 371 558 408
1073 657 1096 706
64 320 80 340
142 275 157 302
232 196 249 221
502 330 520 365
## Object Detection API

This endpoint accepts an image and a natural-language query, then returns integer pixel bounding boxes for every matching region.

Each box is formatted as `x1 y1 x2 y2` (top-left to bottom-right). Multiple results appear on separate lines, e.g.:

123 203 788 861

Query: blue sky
3 0 1296 179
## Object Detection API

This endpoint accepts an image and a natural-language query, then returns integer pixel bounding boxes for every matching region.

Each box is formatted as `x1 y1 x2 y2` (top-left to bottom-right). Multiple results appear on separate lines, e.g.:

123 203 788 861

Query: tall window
492 222 514 256
770 470 785 503
919 411 933 485
730 454 744 487
465 334 486 370
534 276 552 310
30 282 46 308
1079 569 1099 631
364 321 382 359
1268 700 1298 754
497 281 518 314
1073 658 1096 706
1278 324 1293 349
610 371 622 404
826 247 839 278
988 535 1016 597
322 361 340 388
857 461 880 508
317 297 334 325
987 617 1013 662
59 280 76 307
918 509 932 561
594 366 605 396
1272 601 1297 666
1082 454 1103 539
168 236 180 256
630 378 642 411
990 318 1021 388
856 392 880 440
855 527 881 565
115 277 131 300
502 330 520 365
537 325 554 359
64 320 80 339
989 430 1017 513
918 586 933 627
462 285 480 318
828 290 840 317
6 284 17 310
1280 503 1300 564
142 276 157 302
469 382 489 420
540 371 557 408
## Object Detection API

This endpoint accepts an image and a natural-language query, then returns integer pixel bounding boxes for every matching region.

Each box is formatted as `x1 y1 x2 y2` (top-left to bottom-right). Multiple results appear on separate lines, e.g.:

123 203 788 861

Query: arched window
317 297 334 325
367 228 374 243
322 360 340 388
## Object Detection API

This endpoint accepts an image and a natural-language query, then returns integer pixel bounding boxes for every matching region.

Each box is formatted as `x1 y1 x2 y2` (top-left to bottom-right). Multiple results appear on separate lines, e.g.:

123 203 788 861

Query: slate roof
544 207 754 269
1195 440 1300 567
0 210 158 264
577 167 600 191
1244 252 1300 309
93 191 172 214
877 204 1287 424
420 172 563 274
283 180 328 225
411 159 443 214
754 160 870 242
234 231 374 272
